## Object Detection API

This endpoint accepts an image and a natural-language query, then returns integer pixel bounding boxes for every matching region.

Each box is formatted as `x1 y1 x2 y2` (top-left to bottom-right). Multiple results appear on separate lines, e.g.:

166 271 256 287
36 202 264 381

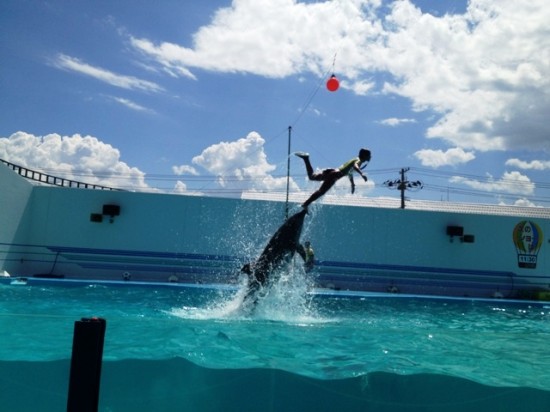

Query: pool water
1 278 550 411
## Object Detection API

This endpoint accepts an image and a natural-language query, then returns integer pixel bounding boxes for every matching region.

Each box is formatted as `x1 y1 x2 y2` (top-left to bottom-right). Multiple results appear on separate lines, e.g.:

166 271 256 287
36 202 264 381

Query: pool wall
1 162 549 298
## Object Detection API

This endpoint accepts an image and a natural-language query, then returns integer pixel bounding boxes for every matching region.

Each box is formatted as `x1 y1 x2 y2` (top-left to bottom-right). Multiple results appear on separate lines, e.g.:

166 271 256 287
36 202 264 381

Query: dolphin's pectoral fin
241 262 253 276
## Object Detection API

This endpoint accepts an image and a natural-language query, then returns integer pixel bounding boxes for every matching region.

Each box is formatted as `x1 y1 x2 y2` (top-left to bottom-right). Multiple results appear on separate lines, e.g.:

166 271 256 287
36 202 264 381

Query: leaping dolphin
242 209 308 306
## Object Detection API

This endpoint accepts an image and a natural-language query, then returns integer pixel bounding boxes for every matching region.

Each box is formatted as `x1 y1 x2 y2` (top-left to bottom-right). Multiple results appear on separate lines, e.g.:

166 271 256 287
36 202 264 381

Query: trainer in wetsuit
303 240 315 272
295 148 371 209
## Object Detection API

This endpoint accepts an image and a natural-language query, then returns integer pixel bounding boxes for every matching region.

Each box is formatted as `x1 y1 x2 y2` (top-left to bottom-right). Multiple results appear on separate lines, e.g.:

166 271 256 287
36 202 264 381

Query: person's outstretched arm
353 162 368 181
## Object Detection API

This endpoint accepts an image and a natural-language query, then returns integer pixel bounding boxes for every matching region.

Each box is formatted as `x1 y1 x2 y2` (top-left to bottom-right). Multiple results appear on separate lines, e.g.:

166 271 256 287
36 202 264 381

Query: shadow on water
1 358 549 412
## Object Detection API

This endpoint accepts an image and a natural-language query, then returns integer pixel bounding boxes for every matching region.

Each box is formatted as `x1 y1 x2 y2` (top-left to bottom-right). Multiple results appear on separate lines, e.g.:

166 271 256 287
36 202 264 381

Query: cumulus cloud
52 53 164 93
414 147 475 167
377 0 550 152
192 131 299 194
0 131 301 196
172 164 199 175
508 198 538 208
172 180 188 194
505 158 550 170
0 131 150 190
127 0 549 154
450 171 535 196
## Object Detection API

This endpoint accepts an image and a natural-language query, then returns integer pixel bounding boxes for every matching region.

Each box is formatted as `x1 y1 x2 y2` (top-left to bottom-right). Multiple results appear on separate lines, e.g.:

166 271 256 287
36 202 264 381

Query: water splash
169 277 248 320
169 261 325 324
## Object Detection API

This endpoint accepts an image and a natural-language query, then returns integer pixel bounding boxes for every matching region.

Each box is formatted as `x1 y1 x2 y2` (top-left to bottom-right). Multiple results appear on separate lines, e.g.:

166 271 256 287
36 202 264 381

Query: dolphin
242 209 308 305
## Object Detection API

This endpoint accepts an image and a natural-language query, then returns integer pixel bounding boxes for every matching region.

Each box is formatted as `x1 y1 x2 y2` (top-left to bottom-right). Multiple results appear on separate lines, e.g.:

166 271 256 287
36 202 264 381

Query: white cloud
129 0 383 79
192 131 299 194
52 53 164 93
172 164 199 175
507 198 538 208
450 171 535 195
505 158 550 170
0 131 151 190
379 0 550 152
0 131 303 196
172 180 188 194
126 0 549 154
110 97 156 113
414 147 475 167
129 38 198 80
379 117 417 127
347 79 376 95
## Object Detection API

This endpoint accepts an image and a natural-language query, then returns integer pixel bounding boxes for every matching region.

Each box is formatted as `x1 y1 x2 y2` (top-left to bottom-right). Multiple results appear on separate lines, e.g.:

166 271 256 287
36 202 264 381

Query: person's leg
302 189 325 209
296 153 317 180
302 172 340 208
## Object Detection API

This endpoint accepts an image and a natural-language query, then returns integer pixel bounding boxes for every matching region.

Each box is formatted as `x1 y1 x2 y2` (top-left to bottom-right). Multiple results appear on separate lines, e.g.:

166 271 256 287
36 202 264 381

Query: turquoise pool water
1 278 549 411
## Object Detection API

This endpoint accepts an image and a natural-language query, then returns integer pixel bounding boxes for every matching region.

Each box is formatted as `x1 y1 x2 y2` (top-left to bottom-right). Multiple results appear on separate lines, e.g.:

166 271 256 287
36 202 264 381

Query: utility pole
285 126 292 218
398 167 407 209
383 168 423 209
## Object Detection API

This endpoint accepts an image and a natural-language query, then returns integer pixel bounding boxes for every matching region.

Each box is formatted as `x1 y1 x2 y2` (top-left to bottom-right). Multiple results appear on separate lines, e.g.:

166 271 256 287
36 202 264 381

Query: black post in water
67 317 107 412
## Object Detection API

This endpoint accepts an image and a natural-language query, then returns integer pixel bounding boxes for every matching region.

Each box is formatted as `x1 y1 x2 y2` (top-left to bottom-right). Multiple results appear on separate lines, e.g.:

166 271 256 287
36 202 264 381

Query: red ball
326 75 339 92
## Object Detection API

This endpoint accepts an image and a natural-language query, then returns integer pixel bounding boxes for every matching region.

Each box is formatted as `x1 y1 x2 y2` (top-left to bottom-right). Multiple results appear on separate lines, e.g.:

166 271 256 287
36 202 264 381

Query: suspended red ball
326 75 339 92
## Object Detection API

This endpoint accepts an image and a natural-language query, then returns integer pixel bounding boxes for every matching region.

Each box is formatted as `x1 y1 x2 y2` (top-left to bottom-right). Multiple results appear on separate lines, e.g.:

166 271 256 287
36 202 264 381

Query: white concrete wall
0 164 34 273
1 163 548 295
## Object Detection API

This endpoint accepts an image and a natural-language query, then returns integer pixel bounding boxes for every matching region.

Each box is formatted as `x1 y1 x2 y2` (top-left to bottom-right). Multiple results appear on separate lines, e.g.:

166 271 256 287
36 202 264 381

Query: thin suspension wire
261 51 340 152
288 52 338 130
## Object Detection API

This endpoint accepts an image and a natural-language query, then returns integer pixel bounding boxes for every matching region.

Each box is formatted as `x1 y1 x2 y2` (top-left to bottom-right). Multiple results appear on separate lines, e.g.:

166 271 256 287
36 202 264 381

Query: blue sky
1 0 549 206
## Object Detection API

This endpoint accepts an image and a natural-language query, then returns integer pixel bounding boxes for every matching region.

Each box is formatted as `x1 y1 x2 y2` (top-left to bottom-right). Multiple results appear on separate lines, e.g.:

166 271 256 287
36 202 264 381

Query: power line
9 159 550 204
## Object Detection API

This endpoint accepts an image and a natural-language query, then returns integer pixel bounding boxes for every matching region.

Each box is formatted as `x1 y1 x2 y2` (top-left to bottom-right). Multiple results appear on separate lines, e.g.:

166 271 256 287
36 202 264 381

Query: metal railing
1 158 121 191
